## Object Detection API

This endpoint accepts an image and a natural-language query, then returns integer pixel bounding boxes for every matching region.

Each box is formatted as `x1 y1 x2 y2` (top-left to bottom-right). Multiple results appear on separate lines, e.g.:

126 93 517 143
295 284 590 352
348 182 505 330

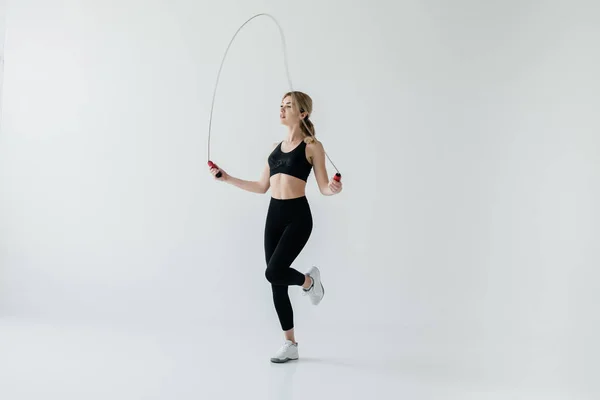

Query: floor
0 317 592 400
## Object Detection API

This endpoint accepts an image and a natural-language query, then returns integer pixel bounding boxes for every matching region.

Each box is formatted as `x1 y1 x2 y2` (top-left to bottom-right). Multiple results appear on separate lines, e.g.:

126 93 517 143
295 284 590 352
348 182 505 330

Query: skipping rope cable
206 12 342 182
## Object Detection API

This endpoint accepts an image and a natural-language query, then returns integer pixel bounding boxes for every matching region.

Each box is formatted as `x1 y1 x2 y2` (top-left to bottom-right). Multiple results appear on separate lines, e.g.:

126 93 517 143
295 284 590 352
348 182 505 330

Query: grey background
0 0 598 398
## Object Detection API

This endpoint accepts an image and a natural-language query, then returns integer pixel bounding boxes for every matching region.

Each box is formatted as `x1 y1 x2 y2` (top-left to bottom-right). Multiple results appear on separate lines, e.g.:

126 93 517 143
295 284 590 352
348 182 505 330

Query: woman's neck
286 126 304 143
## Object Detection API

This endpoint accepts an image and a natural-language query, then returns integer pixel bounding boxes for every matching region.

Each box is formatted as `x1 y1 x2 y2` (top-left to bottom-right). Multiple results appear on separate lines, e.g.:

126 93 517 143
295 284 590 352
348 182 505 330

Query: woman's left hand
329 177 343 195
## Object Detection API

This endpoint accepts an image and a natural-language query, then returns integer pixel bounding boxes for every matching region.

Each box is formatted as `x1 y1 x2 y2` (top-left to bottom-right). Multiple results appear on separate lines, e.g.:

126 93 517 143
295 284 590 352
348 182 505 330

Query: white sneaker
270 340 299 363
303 266 324 305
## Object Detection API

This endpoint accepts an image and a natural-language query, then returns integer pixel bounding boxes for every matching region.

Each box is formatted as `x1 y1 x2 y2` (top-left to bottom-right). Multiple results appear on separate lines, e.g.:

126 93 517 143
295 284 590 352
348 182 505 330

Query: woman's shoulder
304 137 324 150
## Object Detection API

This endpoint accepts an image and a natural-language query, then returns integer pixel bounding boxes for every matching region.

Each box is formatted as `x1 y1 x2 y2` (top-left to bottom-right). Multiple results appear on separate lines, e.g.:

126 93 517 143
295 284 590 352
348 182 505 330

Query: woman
208 91 343 363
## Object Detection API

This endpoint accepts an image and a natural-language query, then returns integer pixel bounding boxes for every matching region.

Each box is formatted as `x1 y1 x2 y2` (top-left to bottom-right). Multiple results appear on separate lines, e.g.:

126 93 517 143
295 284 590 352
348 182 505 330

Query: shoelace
276 342 294 355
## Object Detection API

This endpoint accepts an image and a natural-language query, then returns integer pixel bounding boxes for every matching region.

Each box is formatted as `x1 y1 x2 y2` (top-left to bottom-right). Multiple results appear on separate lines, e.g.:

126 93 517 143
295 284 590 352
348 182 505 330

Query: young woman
208 91 342 363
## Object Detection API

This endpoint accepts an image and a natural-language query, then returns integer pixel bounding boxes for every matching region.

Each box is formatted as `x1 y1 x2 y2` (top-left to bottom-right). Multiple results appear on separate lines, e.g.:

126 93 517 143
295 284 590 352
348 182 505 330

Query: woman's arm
309 140 342 196
208 143 276 194
223 163 270 194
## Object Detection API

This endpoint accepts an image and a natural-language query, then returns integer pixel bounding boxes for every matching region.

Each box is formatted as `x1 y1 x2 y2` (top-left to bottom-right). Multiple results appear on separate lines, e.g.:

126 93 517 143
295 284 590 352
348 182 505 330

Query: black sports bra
268 140 313 182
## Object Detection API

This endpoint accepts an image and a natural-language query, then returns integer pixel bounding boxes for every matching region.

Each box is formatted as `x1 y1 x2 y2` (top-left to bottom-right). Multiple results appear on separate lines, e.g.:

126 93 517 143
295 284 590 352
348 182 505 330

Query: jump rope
206 13 342 183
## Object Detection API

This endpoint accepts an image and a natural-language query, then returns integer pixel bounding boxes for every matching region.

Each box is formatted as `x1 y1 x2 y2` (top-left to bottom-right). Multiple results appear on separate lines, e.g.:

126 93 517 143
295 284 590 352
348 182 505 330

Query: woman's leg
266 221 313 331
264 197 313 333
265 222 312 286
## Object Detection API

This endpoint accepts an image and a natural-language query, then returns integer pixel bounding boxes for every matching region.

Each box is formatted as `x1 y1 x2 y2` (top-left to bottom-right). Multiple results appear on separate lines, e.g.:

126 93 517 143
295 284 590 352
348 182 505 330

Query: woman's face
280 96 306 126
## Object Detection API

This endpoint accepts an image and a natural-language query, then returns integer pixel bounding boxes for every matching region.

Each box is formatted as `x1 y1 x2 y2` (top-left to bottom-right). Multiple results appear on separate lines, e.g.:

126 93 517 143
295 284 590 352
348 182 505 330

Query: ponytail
301 116 316 143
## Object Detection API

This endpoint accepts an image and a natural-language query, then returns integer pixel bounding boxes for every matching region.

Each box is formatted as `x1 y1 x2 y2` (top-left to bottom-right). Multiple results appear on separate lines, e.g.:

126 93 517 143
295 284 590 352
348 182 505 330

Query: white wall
0 0 5 125
1 0 599 394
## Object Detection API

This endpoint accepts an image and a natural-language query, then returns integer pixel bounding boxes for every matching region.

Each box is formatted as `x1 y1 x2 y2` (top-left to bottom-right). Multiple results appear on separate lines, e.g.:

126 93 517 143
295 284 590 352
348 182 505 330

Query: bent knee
265 267 282 283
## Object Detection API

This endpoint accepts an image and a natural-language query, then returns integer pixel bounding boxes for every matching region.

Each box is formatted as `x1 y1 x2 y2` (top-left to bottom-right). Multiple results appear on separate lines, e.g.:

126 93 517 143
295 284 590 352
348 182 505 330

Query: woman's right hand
209 164 228 181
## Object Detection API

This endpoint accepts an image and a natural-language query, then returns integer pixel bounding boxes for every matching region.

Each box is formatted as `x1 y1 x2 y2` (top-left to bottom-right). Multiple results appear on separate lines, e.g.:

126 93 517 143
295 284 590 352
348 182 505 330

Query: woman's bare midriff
270 174 307 199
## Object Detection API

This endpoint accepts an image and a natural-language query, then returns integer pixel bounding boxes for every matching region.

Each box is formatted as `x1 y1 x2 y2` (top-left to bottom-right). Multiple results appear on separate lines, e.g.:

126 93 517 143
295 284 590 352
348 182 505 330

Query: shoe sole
310 267 325 305
270 357 299 363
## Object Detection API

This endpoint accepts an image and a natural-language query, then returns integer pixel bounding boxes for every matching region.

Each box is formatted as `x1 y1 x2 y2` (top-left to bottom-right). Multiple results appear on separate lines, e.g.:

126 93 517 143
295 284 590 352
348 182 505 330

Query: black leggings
264 196 313 331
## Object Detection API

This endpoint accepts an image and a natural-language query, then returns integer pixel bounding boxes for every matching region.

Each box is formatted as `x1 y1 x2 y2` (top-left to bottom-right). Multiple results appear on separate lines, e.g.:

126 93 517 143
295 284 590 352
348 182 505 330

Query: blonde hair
282 91 316 144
